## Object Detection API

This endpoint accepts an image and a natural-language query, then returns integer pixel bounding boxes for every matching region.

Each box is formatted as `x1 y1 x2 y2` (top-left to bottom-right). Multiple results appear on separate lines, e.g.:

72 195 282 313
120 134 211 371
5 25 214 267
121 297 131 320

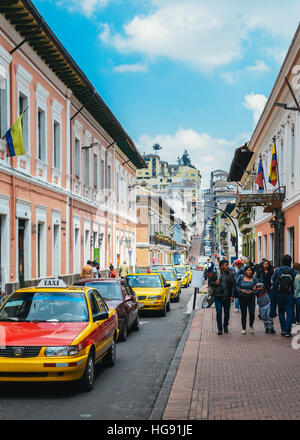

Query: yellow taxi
185 265 193 284
155 269 181 302
172 265 189 288
126 273 171 316
0 278 119 392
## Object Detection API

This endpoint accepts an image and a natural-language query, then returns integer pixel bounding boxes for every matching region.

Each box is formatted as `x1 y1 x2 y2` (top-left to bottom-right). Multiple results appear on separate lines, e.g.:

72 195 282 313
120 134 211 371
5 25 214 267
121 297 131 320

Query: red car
73 278 140 342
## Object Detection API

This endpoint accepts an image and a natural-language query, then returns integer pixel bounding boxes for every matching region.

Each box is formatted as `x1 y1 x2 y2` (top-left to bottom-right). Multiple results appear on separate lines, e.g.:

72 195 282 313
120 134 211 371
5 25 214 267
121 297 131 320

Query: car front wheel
78 350 95 392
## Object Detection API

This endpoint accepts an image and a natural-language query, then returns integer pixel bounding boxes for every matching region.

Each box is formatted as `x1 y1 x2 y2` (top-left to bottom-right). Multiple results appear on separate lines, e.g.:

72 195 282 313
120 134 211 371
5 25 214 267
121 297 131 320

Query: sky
33 0 300 187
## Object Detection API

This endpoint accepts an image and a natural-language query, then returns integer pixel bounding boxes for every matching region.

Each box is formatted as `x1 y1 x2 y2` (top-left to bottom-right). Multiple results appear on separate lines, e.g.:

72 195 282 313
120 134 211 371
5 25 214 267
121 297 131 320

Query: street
0 286 196 420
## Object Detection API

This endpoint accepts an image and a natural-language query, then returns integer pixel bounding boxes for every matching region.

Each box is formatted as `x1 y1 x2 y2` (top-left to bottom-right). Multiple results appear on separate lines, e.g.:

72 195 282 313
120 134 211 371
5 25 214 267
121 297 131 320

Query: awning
227 143 253 182
220 203 236 219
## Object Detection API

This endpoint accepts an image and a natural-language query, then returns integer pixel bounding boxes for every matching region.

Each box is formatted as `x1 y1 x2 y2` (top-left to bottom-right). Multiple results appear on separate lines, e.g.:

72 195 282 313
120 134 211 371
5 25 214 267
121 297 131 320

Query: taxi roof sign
37 278 68 288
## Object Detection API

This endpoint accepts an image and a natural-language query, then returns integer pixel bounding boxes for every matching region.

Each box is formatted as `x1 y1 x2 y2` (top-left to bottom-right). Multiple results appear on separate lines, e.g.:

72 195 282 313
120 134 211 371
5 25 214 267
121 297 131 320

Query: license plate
147 301 155 304
139 303 144 308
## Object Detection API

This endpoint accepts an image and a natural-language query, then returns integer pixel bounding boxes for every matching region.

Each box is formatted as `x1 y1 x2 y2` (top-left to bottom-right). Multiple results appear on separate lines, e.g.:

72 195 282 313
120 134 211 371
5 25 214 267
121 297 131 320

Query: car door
161 276 170 304
93 290 114 351
88 290 108 362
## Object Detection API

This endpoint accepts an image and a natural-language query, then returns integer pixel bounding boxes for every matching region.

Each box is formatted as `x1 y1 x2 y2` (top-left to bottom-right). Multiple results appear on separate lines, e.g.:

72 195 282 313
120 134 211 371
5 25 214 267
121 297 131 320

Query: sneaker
235 308 239 313
285 333 292 338
250 327 254 334
270 329 276 334
281 331 286 337
241 329 246 335
224 327 228 334
265 329 270 334
217 331 223 335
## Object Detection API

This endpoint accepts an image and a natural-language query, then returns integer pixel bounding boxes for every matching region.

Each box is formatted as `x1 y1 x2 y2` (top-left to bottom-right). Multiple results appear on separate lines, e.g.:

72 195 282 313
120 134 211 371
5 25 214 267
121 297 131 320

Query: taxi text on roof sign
37 279 67 288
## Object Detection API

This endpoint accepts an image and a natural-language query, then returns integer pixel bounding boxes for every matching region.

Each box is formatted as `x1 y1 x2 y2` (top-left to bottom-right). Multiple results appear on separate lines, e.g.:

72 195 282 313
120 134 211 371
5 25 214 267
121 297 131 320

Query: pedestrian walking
208 259 236 335
80 260 93 279
232 260 244 312
109 265 117 278
253 283 275 334
236 266 257 334
91 261 99 279
271 255 297 337
119 260 129 279
293 263 300 325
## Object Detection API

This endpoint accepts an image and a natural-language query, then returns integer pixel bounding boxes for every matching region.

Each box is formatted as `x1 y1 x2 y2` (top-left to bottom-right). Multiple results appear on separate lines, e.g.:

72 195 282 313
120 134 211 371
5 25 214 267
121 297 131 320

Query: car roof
14 285 88 294
74 278 122 284
127 273 162 277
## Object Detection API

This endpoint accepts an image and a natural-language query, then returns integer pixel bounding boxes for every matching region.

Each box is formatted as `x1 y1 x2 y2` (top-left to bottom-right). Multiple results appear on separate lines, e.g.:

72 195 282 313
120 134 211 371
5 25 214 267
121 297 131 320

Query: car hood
0 322 89 346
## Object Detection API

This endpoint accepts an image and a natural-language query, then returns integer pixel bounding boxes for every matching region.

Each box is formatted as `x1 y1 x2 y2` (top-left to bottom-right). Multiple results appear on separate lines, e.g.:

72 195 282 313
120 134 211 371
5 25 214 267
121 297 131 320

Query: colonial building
228 24 300 265
0 1 145 293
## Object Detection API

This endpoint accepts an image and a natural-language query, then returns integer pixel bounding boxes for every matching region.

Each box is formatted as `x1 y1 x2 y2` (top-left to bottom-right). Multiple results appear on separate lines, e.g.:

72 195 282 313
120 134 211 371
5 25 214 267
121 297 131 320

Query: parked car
155 269 181 302
126 273 171 316
172 265 189 288
73 278 140 342
0 278 119 392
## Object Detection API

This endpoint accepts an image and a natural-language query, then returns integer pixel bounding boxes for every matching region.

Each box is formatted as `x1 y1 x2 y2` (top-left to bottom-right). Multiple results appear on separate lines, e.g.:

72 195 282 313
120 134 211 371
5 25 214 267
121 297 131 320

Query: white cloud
221 60 270 84
136 127 250 188
98 0 300 72
113 62 148 73
56 0 109 17
243 93 267 126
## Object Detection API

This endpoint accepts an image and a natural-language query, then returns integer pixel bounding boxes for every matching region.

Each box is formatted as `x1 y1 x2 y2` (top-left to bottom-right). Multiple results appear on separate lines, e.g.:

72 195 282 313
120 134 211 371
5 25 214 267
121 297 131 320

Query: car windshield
127 275 162 288
0 291 88 322
84 283 122 301
156 271 176 281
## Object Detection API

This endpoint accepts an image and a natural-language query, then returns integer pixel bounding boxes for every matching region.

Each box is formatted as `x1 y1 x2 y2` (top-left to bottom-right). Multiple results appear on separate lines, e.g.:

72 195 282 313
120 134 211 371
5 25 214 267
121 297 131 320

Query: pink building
0 2 145 293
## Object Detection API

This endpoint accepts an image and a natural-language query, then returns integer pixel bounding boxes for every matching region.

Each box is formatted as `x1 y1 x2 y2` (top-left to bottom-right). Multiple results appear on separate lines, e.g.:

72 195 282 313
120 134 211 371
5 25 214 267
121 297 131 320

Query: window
101 159 105 189
108 164 112 189
93 153 97 188
290 126 295 180
74 138 80 178
116 171 120 201
19 93 29 153
85 148 89 186
0 66 8 138
53 120 61 169
37 108 46 161
90 293 100 317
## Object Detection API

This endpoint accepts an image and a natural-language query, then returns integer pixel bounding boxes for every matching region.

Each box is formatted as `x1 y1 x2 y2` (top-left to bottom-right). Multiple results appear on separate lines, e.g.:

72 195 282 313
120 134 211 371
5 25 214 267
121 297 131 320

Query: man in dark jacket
271 254 297 337
208 259 236 335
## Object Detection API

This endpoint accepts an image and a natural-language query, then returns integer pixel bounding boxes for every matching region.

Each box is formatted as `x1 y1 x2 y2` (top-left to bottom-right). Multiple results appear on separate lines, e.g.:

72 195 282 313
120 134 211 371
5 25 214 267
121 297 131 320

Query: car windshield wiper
0 318 29 322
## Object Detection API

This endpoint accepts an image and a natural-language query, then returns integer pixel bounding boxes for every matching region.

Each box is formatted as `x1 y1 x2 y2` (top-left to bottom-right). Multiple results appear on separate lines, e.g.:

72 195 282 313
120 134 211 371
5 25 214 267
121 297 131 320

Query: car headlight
45 346 79 357
148 295 162 300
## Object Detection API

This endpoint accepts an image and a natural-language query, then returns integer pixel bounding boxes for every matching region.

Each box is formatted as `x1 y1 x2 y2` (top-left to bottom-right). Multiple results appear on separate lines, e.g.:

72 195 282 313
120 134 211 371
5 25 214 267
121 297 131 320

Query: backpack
278 269 294 295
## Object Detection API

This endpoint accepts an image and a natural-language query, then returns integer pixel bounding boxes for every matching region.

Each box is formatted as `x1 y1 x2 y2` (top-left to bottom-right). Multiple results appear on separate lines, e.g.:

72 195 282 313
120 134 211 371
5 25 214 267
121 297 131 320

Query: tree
178 149 193 167
152 143 162 153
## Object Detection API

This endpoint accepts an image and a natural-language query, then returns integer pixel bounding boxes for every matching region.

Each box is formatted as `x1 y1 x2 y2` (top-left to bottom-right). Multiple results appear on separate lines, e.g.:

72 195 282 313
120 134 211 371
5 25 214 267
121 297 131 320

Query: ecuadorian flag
268 141 278 187
5 112 26 157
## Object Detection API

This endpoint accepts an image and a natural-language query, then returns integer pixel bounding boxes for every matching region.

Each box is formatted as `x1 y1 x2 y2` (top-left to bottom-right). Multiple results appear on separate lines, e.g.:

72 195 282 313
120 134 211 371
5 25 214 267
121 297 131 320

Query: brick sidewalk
163 304 300 420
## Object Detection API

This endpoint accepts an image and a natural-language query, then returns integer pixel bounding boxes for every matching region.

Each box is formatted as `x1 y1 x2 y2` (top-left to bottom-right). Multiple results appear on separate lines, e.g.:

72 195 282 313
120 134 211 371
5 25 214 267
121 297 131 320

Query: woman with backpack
236 266 258 334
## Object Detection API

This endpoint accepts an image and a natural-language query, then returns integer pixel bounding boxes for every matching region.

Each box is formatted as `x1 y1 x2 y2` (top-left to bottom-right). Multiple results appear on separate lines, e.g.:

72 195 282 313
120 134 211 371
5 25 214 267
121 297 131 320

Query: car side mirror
93 311 109 322
165 283 171 288
177 277 182 280
125 295 133 301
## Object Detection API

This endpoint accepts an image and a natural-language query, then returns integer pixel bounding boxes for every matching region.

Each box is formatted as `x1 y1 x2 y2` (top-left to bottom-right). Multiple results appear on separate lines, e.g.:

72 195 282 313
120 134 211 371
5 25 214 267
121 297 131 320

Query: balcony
150 235 177 249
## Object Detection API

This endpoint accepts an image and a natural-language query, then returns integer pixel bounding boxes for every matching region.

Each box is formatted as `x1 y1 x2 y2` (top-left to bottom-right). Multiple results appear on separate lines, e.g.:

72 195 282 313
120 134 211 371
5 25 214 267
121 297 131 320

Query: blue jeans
269 289 278 318
277 294 295 335
215 297 231 333
235 298 240 310
295 297 300 323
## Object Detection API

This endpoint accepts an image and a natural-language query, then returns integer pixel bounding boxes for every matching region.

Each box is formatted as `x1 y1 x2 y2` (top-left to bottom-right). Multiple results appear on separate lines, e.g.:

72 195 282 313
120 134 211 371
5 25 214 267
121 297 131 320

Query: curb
149 309 196 420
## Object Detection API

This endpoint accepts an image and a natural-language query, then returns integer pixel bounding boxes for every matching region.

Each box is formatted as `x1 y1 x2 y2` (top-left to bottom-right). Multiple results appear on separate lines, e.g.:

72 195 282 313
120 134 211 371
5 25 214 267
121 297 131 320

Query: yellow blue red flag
268 141 278 187
5 112 26 157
